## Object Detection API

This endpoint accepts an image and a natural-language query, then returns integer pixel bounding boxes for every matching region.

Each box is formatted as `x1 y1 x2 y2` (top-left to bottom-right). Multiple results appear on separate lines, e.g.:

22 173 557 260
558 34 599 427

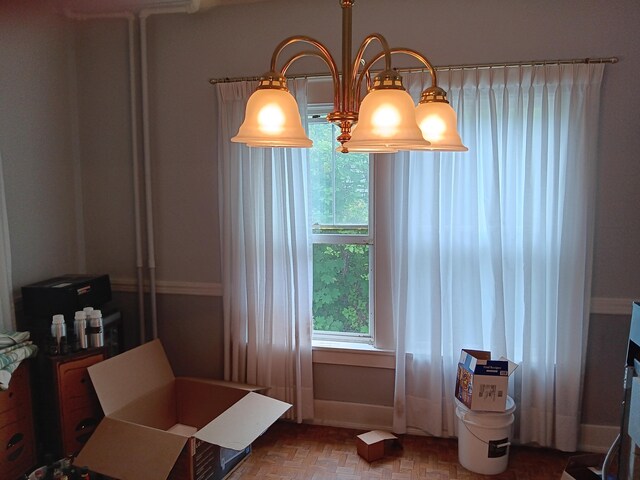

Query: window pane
309 122 335 226
309 121 369 233
312 243 370 334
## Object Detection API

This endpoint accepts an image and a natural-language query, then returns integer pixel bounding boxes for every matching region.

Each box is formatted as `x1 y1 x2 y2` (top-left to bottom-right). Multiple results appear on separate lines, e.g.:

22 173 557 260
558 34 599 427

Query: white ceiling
61 0 270 15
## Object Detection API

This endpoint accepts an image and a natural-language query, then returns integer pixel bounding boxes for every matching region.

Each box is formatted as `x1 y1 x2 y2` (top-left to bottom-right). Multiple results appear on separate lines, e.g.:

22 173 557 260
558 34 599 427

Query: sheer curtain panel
216 79 314 422
0 151 14 331
384 64 604 450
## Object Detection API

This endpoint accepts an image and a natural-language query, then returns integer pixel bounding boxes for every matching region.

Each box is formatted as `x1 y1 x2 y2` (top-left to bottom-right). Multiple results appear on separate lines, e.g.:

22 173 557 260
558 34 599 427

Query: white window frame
308 104 375 345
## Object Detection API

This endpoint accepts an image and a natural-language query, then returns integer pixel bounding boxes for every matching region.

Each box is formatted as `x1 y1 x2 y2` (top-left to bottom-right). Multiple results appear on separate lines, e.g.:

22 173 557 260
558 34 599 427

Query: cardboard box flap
357 430 397 445
499 356 519 376
195 392 291 450
88 339 175 416
460 349 491 369
75 417 187 480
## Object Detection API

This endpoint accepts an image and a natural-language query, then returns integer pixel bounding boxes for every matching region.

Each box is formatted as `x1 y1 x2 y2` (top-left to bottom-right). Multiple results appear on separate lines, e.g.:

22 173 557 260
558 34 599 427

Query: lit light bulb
371 104 400 138
258 104 286 134
419 114 447 142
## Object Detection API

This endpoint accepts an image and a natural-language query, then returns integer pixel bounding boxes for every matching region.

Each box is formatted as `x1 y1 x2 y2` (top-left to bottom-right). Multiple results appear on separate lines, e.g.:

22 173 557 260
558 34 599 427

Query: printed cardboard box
74 339 291 480
454 349 518 412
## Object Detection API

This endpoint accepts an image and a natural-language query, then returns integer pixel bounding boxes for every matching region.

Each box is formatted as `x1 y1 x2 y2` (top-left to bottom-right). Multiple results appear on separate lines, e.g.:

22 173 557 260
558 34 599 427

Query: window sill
312 339 395 369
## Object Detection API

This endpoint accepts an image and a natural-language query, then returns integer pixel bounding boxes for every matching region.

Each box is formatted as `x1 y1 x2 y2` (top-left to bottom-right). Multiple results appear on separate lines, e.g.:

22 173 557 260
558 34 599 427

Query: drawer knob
75 417 98 432
6 432 23 450
75 417 99 445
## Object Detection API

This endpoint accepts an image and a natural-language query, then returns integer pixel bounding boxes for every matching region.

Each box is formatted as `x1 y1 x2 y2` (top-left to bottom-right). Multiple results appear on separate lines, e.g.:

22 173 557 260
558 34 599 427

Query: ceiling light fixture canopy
231 0 467 153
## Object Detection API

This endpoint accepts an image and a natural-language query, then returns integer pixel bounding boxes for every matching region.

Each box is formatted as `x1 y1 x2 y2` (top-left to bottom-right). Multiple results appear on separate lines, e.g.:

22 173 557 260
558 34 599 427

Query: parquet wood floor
228 421 573 479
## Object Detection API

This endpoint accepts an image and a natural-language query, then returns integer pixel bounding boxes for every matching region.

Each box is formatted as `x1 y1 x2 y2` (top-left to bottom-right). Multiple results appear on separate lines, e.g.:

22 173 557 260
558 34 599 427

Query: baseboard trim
311 400 393 431
312 400 619 453
579 423 619 454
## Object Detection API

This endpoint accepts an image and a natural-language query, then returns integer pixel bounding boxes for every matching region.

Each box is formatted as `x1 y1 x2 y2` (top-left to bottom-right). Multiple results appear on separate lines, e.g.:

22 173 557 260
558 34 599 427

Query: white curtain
216 79 314 422
0 151 14 331
385 63 604 450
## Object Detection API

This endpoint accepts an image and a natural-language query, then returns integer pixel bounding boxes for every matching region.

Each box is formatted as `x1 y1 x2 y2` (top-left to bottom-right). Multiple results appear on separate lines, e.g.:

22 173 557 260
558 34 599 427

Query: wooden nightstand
0 362 36 480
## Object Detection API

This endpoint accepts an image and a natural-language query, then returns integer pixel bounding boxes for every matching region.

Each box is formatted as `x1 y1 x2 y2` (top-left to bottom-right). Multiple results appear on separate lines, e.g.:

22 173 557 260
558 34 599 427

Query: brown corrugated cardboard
356 430 398 462
74 339 291 480
560 454 605 480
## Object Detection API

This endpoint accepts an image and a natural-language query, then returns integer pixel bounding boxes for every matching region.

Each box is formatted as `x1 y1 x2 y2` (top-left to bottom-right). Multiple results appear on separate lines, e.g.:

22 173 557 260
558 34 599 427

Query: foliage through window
308 108 372 339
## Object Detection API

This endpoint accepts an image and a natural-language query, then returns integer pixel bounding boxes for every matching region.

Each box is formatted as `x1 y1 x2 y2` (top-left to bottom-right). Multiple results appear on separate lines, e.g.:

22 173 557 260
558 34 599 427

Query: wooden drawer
0 363 35 480
60 403 103 457
58 353 104 401
56 352 104 458
0 365 30 416
0 414 36 480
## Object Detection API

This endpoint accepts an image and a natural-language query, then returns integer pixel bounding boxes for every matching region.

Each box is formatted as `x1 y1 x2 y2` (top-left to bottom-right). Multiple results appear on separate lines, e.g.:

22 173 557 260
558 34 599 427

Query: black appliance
601 301 640 479
21 274 122 357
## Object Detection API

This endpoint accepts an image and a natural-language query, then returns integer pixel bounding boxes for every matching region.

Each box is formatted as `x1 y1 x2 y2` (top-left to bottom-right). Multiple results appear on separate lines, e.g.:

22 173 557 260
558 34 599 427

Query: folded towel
0 332 38 389
0 330 31 347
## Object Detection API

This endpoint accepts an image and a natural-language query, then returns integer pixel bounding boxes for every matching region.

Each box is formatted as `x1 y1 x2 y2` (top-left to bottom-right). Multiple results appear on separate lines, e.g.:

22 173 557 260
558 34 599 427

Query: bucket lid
454 396 516 415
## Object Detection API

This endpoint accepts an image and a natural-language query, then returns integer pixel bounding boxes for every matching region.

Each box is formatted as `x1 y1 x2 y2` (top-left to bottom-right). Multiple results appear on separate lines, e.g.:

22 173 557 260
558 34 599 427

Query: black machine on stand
20 274 122 358
600 301 640 480
563 302 639 480
19 274 123 463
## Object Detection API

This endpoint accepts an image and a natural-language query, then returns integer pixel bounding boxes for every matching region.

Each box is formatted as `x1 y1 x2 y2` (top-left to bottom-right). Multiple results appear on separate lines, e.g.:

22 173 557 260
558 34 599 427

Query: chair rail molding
110 279 636 317
111 277 223 297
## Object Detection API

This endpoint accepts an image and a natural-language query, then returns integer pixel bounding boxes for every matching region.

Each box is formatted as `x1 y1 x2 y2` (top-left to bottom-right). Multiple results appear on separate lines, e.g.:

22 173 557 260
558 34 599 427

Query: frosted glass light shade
232 88 312 148
345 88 430 151
415 101 468 151
337 124 398 153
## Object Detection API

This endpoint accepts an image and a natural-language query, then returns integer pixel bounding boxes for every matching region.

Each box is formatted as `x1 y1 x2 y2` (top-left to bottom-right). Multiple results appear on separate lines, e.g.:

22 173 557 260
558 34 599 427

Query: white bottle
51 314 66 351
74 310 88 349
89 309 104 348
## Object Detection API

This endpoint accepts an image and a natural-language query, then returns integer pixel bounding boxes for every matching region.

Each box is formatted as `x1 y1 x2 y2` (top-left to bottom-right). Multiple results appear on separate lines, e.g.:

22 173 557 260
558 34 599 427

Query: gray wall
0 1 82 291
1 0 639 436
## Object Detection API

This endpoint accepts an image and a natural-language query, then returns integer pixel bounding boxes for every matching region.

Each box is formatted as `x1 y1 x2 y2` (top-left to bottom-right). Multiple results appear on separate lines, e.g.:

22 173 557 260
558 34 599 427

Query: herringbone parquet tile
228 422 572 479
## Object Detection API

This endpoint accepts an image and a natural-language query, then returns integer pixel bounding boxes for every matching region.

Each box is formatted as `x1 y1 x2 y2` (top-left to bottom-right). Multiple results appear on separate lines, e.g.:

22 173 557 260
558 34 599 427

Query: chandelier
232 0 467 153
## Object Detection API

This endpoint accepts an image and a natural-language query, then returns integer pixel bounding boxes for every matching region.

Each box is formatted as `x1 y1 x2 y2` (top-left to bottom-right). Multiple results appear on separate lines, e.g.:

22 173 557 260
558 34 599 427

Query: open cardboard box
74 339 291 480
455 349 518 412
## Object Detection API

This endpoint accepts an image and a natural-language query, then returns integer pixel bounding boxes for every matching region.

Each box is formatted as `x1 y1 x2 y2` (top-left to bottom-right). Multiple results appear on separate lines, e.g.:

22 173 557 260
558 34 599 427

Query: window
308 106 373 342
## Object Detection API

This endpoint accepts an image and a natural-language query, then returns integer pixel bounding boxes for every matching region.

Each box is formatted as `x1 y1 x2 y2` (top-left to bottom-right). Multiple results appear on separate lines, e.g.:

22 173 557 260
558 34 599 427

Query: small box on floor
356 430 398 462
455 349 518 412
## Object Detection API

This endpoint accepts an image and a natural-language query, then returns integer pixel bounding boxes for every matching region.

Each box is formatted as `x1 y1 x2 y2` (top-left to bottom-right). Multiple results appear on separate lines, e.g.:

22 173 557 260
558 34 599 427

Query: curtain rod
208 56 618 85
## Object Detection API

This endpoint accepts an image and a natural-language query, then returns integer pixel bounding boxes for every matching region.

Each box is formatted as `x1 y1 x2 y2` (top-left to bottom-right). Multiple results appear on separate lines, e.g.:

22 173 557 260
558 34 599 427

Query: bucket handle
459 410 514 430
458 409 514 448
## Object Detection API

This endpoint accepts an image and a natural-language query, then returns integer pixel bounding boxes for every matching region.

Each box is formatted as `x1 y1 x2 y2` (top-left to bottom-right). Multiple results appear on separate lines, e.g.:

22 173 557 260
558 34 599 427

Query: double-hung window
308 105 373 343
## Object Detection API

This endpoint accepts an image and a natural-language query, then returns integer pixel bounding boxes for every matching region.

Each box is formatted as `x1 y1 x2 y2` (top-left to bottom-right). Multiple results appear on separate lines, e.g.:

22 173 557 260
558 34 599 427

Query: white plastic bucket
455 396 516 475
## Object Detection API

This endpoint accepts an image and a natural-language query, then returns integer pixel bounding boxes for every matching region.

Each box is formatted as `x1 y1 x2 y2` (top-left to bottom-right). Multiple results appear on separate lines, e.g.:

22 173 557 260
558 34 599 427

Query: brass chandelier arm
280 51 341 108
269 35 339 78
268 35 341 109
354 47 438 104
349 33 393 111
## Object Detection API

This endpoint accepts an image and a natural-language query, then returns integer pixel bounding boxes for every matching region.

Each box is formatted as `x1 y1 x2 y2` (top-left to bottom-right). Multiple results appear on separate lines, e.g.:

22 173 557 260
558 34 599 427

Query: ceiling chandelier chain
231 0 468 153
